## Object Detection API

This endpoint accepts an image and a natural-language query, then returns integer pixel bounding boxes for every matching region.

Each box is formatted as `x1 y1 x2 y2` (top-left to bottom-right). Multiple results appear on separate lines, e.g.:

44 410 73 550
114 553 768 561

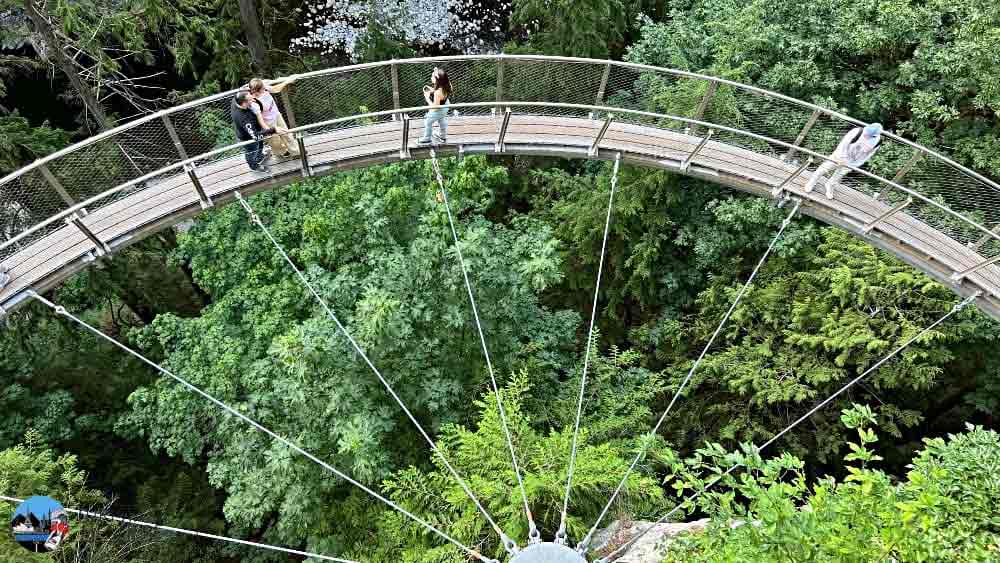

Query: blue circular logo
10 496 70 553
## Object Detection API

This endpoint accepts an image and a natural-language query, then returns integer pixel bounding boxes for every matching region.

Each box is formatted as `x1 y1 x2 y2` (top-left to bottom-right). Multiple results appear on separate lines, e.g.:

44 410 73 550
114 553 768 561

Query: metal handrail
4 54 998 195
2 100 995 257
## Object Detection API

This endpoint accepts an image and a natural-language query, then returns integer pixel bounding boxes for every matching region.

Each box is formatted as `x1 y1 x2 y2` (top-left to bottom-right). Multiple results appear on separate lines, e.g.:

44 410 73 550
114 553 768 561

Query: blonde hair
248 78 266 93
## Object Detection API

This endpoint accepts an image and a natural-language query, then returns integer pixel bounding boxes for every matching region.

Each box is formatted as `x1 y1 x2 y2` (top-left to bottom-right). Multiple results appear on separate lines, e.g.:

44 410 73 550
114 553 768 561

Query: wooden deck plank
3 114 999 315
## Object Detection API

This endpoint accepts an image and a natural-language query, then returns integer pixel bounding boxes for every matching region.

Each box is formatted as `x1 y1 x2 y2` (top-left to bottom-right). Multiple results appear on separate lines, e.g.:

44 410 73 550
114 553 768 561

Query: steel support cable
556 153 621 544
597 291 979 563
0 494 356 563
578 201 803 553
27 292 496 563
232 193 518 556
428 148 539 542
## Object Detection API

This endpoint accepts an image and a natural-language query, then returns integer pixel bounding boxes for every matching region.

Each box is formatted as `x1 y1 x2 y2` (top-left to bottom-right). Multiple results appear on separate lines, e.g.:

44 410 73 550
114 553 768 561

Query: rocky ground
591 519 710 562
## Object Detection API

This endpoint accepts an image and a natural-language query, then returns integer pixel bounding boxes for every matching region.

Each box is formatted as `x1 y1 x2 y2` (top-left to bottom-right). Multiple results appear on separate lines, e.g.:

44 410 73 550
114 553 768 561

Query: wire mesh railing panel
0 170 70 261
41 118 178 204
110 117 185 176
290 67 394 127
394 58 499 117
168 97 239 157
710 87 819 157
500 59 607 117
897 157 1000 256
604 65 655 112
605 67 690 129
1 56 1000 299
796 111 855 163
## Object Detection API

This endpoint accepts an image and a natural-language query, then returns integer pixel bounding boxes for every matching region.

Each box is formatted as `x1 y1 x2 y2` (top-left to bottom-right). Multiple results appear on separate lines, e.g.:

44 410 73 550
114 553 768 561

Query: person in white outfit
805 123 882 199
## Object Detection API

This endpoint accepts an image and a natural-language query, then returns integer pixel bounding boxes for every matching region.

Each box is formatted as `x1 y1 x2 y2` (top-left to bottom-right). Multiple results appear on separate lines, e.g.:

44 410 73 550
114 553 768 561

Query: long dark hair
433 68 452 98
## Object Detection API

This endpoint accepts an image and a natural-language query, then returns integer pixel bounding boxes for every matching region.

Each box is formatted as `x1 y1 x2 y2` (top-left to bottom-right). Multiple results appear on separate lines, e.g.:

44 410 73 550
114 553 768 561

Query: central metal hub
510 542 588 563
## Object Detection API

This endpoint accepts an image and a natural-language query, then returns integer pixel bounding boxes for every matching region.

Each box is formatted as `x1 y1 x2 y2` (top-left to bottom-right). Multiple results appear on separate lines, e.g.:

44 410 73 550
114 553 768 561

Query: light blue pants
420 109 448 141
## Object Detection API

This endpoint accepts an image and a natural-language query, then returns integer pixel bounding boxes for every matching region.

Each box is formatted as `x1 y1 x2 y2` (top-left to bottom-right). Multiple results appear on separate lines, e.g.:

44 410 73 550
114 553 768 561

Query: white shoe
825 184 835 200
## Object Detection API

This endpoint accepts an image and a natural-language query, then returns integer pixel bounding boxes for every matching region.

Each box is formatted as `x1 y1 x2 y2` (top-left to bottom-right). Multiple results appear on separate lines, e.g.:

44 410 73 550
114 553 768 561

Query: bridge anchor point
510 542 589 563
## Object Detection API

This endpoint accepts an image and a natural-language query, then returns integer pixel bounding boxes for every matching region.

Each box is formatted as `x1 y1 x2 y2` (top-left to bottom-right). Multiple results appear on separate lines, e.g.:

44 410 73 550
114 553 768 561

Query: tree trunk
22 0 111 130
237 0 269 74
156 228 212 307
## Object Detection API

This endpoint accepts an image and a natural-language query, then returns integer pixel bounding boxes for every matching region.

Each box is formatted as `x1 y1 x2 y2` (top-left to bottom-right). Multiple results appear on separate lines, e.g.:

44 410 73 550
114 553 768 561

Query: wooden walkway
1 114 997 319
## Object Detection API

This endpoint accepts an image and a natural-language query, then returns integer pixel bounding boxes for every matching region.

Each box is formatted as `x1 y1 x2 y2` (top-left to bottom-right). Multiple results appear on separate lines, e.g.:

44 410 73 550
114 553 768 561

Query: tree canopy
1 1 999 561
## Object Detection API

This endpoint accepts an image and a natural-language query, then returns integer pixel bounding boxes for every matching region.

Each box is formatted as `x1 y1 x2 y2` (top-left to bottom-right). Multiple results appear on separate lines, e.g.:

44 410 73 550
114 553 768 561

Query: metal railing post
296 133 311 177
862 197 912 234
589 114 615 157
969 224 1000 251
66 213 109 255
400 114 411 159
38 164 76 207
161 114 189 160
280 87 297 129
496 107 511 153
495 55 505 116
772 158 813 198
874 150 924 201
591 62 612 119
391 61 401 120
184 164 212 209
952 255 1000 283
680 129 714 172
784 109 820 161
689 81 718 136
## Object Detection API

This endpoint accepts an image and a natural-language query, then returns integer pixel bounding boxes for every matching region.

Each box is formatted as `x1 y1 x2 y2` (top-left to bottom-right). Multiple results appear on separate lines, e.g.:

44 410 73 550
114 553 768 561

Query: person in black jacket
231 90 276 173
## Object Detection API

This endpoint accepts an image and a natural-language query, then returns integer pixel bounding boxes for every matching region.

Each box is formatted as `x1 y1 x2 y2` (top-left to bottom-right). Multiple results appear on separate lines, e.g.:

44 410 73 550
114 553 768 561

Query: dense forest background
1 0 999 561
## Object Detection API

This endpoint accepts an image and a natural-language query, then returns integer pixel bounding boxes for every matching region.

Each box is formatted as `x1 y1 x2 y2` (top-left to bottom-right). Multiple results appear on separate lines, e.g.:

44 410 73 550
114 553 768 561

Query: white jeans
804 160 850 198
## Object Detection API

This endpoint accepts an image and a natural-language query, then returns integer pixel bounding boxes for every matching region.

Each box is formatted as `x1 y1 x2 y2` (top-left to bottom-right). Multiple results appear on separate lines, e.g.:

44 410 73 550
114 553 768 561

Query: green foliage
512 0 627 58
529 163 820 329
646 227 993 462
117 156 580 552
0 113 70 176
0 431 106 563
343 371 669 561
664 415 1000 563
626 0 1000 177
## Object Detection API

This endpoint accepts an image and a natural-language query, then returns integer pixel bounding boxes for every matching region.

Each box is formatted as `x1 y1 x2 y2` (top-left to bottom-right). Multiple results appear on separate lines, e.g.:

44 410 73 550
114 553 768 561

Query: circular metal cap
510 542 588 563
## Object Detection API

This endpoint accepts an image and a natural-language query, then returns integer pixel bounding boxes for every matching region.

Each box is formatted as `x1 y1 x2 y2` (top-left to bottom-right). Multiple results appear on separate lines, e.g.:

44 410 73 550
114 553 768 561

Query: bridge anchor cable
596 291 980 563
27 291 495 563
233 192 517 555
0 494 355 562
429 148 539 543
578 200 803 553
557 153 621 544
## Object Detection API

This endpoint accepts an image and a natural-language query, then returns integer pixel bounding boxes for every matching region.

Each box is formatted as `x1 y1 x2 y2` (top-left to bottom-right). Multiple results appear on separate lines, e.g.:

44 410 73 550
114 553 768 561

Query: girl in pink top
249 78 298 159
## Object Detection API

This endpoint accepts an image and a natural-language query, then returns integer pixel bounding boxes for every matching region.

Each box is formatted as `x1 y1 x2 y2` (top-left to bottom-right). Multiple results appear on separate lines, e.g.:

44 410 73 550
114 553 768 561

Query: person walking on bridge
805 123 883 199
417 67 452 145
231 90 278 173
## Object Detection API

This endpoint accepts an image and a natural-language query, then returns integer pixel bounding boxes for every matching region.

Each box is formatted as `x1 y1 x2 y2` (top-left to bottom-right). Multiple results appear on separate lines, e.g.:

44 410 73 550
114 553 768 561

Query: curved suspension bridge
0 55 997 562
